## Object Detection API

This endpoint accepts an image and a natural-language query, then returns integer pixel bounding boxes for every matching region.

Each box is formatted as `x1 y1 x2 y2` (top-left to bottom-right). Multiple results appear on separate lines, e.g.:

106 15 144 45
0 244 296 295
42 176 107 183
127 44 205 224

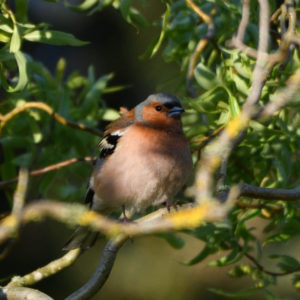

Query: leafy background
1 0 300 299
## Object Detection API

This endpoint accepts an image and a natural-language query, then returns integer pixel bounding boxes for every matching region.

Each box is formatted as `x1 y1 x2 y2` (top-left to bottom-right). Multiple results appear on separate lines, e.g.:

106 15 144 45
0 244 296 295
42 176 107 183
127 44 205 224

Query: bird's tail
62 226 99 251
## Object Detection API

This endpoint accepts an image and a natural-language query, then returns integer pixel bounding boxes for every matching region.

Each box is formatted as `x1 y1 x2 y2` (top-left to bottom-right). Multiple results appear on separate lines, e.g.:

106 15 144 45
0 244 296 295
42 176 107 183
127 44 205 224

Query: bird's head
135 93 185 131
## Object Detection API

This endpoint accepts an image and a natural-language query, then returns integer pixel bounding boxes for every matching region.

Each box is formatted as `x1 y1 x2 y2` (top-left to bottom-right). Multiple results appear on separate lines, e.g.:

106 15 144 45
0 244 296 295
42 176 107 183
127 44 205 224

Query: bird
63 93 193 250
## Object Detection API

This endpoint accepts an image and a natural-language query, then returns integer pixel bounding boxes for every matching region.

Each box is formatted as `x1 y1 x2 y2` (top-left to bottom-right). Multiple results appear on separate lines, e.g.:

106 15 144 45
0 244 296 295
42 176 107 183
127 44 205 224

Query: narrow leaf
64 0 98 12
10 24 21 53
141 3 170 59
24 30 89 46
155 233 185 249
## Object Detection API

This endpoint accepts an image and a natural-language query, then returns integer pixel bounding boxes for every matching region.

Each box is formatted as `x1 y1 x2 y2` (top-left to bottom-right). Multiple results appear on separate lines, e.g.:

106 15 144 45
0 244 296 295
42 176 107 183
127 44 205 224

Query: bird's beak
167 106 185 118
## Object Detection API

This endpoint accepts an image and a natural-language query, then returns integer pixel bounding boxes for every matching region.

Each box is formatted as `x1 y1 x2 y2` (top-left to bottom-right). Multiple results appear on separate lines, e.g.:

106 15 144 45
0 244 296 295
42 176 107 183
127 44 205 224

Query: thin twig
226 0 258 59
185 0 215 100
12 168 29 217
0 156 97 188
236 201 283 212
0 102 103 136
191 125 225 145
236 0 251 41
6 249 81 288
240 245 300 276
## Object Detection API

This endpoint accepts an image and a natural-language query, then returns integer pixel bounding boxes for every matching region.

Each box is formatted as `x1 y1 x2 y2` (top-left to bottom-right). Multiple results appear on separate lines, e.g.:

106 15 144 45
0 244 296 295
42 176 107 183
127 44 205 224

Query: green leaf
120 0 132 24
128 7 148 27
64 0 98 12
209 287 258 298
24 30 89 46
140 3 170 59
101 108 120 121
264 232 291 245
56 57 66 83
209 248 243 267
2 51 28 92
194 63 219 90
155 233 185 249
16 0 28 22
88 0 115 15
224 87 240 117
12 152 33 167
229 264 253 278
81 73 113 114
270 255 300 272
293 274 300 290
184 244 219 265
10 24 21 53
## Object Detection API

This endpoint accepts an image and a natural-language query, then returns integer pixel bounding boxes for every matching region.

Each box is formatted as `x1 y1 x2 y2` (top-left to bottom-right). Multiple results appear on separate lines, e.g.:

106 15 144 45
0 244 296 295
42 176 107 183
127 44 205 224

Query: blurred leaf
64 0 98 11
12 152 33 167
120 0 132 23
140 3 170 59
155 233 185 249
264 232 291 245
229 264 253 278
209 287 258 298
293 274 300 290
184 244 219 265
15 0 28 22
270 255 300 272
2 51 28 92
24 30 89 46
9 24 21 53
209 248 243 267
81 73 113 114
194 62 219 90
56 57 66 83
224 87 240 117
101 108 120 121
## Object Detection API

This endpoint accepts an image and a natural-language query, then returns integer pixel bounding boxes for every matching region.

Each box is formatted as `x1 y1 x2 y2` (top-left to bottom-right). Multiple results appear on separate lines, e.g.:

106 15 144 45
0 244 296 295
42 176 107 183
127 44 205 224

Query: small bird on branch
63 93 193 250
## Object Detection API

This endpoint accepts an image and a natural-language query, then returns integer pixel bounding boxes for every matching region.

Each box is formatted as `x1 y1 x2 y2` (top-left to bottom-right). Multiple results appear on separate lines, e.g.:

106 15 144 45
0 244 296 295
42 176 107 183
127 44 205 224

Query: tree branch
65 239 125 300
0 200 231 246
0 157 96 189
185 0 215 100
239 244 300 277
0 286 53 300
0 102 103 137
6 249 81 289
238 183 300 201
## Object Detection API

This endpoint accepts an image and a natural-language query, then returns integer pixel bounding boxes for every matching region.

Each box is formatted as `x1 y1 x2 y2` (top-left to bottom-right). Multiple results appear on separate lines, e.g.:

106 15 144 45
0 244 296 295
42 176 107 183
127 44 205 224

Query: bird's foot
166 200 178 213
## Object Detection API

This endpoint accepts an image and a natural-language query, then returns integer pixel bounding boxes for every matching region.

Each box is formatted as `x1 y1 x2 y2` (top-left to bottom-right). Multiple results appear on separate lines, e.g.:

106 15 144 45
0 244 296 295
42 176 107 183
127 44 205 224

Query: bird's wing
85 108 135 206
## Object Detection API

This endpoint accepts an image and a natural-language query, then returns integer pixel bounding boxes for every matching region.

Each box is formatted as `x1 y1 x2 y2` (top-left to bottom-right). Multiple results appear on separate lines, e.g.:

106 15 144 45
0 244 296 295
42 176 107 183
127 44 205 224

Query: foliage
1 0 300 299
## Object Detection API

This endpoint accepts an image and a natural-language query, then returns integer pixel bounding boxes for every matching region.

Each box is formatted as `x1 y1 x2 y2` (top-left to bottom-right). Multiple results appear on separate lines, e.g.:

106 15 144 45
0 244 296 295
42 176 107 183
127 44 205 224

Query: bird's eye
155 105 162 111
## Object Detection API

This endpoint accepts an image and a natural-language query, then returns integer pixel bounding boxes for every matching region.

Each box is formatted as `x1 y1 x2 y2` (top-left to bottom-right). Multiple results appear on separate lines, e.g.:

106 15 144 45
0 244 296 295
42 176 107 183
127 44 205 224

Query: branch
185 0 215 99
236 201 283 212
0 286 53 300
0 102 103 137
226 0 258 58
0 200 231 246
0 156 96 188
238 183 300 201
259 66 300 119
236 0 251 42
239 245 300 276
65 240 124 300
6 249 81 289
12 168 29 218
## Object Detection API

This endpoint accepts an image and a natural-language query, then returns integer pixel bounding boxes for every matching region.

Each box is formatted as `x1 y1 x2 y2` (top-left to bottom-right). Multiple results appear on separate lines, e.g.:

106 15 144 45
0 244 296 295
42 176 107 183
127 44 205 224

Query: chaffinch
64 93 193 250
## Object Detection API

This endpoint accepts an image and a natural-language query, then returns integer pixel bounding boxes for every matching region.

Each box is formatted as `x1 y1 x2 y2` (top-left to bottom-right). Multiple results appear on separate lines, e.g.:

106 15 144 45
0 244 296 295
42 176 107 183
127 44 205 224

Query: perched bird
63 93 193 250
